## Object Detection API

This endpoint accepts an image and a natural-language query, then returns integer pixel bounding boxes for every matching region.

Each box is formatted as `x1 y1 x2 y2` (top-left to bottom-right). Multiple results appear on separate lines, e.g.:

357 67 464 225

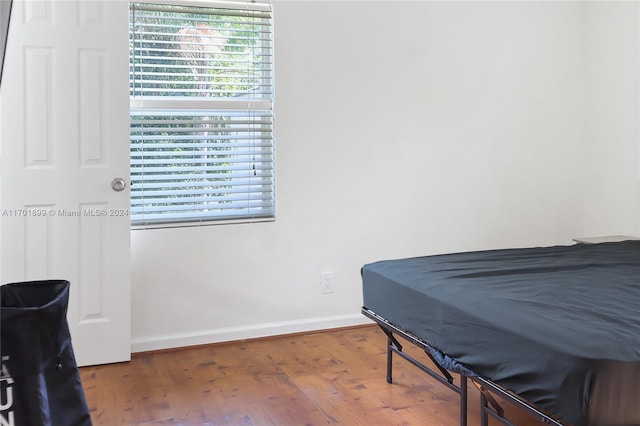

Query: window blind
129 1 274 226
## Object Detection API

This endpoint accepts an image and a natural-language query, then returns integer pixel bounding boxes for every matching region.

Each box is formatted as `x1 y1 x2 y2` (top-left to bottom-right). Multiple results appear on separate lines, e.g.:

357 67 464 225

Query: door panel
0 0 130 366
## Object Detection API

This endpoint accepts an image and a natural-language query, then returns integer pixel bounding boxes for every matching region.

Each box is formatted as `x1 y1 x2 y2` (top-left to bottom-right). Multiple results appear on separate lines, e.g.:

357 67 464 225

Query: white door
0 0 130 366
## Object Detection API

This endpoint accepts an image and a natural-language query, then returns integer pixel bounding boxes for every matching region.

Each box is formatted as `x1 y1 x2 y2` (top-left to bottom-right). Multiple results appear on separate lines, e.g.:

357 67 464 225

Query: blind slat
131 187 273 197
131 2 272 18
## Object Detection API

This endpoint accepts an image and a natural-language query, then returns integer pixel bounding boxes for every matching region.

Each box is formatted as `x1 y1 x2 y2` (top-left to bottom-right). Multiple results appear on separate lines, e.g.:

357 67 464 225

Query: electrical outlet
320 272 335 294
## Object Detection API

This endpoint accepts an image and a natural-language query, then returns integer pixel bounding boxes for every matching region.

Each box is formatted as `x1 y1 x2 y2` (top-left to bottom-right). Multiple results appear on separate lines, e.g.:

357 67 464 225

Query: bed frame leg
379 326 402 384
473 379 505 424
386 337 393 383
480 392 488 426
460 375 468 426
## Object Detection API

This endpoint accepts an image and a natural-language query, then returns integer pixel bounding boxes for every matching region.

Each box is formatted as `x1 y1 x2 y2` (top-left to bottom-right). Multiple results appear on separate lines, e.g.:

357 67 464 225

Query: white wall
582 2 640 237
131 1 600 351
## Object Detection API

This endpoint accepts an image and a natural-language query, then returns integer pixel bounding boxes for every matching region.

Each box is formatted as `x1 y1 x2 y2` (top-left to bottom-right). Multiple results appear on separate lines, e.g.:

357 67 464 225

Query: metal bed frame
362 307 565 426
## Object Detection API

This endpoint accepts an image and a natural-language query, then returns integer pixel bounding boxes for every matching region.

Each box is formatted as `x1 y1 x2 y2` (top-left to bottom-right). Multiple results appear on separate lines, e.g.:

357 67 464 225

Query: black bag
1 280 92 426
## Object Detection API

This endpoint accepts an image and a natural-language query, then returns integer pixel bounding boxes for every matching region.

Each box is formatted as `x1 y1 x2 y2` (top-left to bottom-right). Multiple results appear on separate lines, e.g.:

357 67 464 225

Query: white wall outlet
320 272 335 294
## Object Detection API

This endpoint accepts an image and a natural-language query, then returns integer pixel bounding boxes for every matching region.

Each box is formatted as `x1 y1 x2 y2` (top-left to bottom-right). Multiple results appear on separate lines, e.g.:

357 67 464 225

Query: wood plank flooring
79 325 548 425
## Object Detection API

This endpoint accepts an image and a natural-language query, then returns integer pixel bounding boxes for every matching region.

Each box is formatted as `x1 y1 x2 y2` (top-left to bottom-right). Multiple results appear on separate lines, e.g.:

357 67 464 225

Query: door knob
111 177 127 192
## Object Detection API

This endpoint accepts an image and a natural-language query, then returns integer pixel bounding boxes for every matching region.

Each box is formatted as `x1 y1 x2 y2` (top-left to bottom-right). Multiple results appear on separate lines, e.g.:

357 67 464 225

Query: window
129 0 274 226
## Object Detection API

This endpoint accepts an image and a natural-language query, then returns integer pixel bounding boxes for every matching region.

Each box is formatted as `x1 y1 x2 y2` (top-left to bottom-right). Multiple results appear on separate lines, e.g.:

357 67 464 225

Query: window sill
131 216 275 231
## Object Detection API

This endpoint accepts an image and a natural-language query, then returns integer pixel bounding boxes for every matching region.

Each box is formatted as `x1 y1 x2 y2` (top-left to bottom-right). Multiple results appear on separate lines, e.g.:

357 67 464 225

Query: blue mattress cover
362 240 640 425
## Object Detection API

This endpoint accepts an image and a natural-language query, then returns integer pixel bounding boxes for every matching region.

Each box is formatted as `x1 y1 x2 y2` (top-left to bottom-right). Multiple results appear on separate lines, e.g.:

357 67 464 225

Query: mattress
361 240 640 426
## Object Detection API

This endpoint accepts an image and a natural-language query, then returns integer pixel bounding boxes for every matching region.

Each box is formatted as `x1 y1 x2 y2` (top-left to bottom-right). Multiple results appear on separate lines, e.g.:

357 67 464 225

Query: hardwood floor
79 325 547 425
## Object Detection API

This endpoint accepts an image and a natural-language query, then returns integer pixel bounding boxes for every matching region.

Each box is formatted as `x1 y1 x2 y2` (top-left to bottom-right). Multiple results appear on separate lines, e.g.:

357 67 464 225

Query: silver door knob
111 177 127 192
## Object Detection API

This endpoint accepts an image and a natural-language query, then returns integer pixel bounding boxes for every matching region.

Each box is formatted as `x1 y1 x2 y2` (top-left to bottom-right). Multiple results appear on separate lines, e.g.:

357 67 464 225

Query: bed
361 240 640 426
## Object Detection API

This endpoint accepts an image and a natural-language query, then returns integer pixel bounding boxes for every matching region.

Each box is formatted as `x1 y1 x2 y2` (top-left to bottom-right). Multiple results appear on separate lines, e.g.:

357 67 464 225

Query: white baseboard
131 313 374 353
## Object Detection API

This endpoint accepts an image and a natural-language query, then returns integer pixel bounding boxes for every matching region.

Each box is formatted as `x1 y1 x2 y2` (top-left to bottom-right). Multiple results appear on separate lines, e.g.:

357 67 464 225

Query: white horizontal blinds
130 1 274 225
130 110 274 222
130 3 272 98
